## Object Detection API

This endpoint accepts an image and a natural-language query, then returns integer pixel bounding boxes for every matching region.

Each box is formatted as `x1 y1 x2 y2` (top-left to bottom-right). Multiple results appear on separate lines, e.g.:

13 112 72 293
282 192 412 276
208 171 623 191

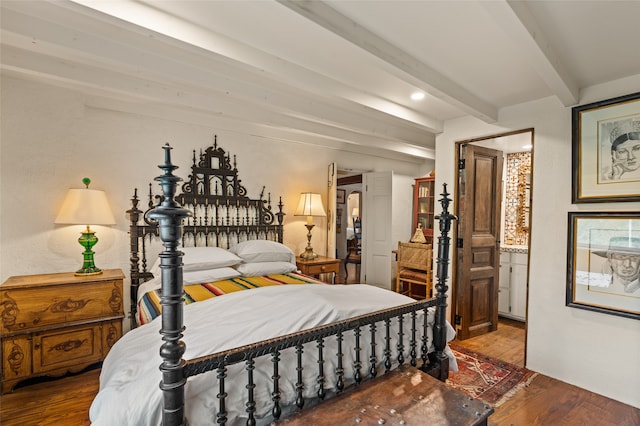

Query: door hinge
456 238 463 248
458 159 465 170
454 314 461 325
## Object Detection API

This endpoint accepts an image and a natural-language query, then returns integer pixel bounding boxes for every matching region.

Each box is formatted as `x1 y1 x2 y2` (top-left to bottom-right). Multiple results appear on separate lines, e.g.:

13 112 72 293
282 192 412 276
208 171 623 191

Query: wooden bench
277 365 493 425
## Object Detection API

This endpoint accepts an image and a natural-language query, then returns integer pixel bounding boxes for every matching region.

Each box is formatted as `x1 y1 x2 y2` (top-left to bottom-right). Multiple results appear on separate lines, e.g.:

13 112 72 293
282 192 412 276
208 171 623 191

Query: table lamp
294 192 326 260
352 207 359 226
55 177 116 275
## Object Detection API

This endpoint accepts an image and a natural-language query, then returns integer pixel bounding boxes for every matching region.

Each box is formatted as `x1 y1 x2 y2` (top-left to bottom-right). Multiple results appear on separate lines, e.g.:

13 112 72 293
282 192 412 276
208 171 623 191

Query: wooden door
456 144 503 340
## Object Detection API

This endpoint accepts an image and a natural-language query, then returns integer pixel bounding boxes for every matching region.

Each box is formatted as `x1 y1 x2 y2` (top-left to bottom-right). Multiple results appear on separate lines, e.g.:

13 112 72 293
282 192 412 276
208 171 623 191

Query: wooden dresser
0 269 124 393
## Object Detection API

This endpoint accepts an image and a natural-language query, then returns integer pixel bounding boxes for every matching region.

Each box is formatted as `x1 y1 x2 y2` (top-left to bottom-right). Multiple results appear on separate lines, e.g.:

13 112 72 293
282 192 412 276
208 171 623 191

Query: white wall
436 86 640 408
0 76 426 326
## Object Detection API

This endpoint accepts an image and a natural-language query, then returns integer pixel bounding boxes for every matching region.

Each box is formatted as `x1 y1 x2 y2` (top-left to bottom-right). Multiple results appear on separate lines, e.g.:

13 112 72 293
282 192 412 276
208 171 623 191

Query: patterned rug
446 343 538 407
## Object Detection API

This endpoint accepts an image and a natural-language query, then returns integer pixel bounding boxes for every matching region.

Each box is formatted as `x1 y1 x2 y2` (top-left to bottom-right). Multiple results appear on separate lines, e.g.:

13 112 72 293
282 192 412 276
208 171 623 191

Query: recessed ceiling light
411 92 425 101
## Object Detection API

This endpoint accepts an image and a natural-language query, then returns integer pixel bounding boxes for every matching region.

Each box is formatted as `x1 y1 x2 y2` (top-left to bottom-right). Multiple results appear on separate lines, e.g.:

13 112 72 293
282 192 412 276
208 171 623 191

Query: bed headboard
128 136 285 321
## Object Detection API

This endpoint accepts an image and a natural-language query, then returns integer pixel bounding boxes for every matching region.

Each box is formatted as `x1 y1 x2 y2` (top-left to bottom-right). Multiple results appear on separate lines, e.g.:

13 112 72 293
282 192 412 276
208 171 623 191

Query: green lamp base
75 226 103 276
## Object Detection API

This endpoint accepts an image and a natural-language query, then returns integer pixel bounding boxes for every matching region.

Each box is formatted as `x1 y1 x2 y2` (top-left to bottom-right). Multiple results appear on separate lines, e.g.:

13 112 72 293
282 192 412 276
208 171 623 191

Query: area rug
446 343 538 407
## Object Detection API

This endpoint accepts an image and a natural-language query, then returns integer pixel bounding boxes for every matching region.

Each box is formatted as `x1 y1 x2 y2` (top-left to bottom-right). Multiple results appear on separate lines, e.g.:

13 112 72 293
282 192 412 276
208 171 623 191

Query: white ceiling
2 0 639 161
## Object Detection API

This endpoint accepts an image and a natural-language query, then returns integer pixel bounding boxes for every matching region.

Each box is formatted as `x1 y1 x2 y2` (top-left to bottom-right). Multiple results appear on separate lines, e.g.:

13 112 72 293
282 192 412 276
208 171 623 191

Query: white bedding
90 284 456 425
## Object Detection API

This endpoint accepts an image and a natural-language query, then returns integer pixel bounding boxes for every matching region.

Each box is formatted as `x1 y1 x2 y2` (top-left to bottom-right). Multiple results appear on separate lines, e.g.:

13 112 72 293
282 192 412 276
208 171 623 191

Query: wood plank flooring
2 317 638 425
1 367 98 426
453 318 640 426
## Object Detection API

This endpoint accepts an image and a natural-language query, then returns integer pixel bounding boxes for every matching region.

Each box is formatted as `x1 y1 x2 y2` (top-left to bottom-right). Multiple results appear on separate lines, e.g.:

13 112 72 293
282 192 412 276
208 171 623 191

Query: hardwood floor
1 367 98 426
454 317 526 367
2 316 638 425
454 318 640 426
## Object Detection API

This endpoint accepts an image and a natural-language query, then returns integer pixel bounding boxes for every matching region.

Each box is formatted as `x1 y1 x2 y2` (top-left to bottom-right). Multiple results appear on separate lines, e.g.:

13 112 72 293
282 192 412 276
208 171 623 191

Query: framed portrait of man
567 211 640 319
572 92 640 203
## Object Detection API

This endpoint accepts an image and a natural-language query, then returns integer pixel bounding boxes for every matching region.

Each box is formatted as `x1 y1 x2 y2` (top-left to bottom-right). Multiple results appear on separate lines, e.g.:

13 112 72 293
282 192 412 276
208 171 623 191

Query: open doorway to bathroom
452 128 533 365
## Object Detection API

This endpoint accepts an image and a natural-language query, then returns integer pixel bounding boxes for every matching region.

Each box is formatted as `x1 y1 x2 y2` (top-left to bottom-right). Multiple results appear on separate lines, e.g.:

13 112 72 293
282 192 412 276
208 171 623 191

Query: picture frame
337 189 346 204
566 211 639 320
571 91 640 203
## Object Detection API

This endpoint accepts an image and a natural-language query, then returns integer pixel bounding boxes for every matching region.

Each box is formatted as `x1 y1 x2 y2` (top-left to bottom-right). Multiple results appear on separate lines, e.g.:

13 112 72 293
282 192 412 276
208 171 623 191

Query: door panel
498 252 511 315
456 144 503 340
363 171 393 288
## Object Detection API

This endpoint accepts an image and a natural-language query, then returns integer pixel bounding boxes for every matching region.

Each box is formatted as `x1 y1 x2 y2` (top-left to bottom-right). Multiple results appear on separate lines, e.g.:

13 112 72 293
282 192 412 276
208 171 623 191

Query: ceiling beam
277 0 498 123
480 0 579 107
1 2 435 148
61 0 442 135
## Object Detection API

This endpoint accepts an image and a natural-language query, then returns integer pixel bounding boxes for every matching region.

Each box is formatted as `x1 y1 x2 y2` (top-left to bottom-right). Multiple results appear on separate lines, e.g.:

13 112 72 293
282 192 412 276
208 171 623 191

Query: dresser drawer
33 323 103 374
305 263 339 275
1 280 123 334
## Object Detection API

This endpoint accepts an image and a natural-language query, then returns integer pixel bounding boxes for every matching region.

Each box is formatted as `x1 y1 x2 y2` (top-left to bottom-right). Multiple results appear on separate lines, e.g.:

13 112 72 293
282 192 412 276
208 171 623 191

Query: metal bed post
147 144 192 426
432 183 457 380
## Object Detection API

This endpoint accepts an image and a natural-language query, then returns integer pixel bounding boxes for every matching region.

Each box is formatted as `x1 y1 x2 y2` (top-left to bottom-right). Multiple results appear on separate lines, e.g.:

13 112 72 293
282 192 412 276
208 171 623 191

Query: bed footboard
184 299 439 423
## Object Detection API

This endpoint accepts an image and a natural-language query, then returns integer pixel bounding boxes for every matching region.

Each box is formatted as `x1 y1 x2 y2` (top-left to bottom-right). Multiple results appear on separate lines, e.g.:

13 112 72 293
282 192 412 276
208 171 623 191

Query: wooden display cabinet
413 174 435 243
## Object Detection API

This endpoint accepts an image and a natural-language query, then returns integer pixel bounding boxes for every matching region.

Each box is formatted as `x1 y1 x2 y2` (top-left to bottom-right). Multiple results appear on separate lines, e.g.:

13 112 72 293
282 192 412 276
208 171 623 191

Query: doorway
336 173 363 283
343 191 362 281
451 129 533 362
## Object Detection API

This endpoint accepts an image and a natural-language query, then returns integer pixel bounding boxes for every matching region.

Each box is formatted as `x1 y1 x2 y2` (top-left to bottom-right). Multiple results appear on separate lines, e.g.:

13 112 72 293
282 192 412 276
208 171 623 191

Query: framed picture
566 212 639 320
337 189 346 204
571 91 640 203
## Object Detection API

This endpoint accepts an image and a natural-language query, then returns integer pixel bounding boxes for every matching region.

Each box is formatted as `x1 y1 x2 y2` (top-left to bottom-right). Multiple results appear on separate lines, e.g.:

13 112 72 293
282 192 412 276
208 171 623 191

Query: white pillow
149 247 242 274
235 261 297 277
229 240 296 264
150 259 161 277
183 267 241 284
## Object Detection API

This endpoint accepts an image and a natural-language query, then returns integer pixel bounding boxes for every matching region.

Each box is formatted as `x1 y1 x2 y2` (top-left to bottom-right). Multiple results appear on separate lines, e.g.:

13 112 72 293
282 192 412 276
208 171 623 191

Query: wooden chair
395 241 432 299
344 219 362 279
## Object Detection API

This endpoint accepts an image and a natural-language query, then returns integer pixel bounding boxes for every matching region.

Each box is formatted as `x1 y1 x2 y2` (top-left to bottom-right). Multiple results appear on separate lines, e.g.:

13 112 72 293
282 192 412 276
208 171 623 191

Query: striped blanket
137 272 326 325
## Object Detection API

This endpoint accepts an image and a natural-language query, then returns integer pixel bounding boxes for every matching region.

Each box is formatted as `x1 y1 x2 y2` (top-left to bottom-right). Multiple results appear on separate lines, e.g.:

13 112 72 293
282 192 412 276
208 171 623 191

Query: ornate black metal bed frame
128 139 457 425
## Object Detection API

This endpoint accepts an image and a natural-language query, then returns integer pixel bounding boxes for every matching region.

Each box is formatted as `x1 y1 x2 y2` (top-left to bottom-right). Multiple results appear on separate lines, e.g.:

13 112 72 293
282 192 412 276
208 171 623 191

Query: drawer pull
50 298 91 313
49 339 88 353
321 266 326 271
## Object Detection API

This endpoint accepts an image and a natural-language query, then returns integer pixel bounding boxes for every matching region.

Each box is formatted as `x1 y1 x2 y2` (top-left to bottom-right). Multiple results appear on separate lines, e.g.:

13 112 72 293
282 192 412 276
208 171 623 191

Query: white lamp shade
352 207 359 217
55 188 116 225
294 193 326 217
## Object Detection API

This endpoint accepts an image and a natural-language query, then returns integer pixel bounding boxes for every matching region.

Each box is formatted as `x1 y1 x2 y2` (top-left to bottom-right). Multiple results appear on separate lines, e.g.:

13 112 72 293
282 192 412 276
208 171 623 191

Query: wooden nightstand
0 269 125 393
296 256 341 284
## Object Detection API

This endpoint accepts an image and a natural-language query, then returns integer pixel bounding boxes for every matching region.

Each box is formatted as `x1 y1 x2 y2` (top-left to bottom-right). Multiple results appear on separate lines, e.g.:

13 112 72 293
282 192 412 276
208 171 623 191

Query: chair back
397 241 432 272
353 218 362 243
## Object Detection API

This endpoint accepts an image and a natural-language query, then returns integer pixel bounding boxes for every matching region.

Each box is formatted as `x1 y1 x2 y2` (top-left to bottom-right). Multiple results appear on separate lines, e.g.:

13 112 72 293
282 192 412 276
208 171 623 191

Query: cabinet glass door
413 176 435 241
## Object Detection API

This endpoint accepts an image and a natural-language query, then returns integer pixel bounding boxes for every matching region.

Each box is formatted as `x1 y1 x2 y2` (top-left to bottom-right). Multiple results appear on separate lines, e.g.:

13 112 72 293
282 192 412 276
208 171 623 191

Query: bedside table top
1 269 125 289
